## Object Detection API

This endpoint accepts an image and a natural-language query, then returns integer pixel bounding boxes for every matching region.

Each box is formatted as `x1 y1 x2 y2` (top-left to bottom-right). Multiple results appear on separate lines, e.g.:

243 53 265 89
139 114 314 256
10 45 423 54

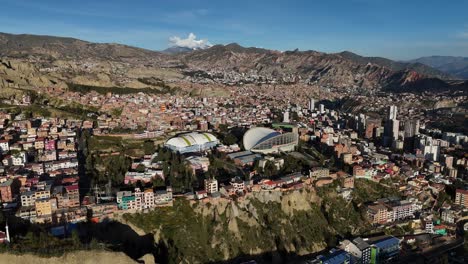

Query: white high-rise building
388 105 398 120
5 222 10 243
404 119 420 138
319 104 325 114
383 105 399 147
283 111 290 123
390 119 400 140
308 98 315 112
416 135 440 161
423 145 440 161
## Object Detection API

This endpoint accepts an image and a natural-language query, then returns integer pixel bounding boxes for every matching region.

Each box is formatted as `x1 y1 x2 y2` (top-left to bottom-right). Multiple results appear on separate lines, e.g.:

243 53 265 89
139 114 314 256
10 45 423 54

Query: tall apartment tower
308 98 315 112
383 105 399 147
404 119 420 138
319 104 325 114
283 111 290 123
404 119 420 150
388 105 398 120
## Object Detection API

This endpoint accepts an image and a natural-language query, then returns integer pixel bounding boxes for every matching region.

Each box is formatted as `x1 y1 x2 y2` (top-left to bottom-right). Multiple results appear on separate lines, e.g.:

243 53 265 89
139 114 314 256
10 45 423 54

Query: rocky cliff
123 186 371 264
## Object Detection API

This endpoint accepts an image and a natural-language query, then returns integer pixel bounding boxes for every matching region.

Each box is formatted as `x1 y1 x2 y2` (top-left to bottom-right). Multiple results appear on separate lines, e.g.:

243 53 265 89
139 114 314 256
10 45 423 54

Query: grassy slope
123 179 399 263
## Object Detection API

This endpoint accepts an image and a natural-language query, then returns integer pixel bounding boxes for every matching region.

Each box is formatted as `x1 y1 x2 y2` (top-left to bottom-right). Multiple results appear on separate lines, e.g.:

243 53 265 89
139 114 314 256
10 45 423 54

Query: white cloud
169 33 212 49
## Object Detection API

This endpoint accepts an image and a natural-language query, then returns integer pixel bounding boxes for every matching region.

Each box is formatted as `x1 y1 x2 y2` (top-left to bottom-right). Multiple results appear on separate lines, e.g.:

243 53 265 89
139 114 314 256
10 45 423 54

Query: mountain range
409 56 468 79
161 45 209 54
0 32 466 94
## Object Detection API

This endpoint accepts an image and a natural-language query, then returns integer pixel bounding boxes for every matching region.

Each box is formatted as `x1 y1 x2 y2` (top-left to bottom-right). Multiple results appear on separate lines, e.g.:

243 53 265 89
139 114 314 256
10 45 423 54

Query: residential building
0 179 15 203
367 204 388 224
20 190 36 207
342 176 355 189
0 140 9 153
64 185 80 208
310 167 329 179
455 189 468 208
231 178 245 193
370 236 400 263
154 187 173 204
204 178 219 194
35 198 52 216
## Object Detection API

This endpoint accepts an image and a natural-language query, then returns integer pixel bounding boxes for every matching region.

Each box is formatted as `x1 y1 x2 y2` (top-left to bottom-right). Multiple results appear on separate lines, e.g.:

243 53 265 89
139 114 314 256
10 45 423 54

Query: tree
282 155 302 174
152 177 166 188
71 229 81 249
223 133 238 145
263 161 278 178
218 124 229 132
143 140 156 155
135 164 146 173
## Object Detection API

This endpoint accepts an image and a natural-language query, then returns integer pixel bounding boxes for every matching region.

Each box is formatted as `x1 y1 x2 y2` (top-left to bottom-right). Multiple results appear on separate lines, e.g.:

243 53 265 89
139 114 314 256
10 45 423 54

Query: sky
1 0 467 60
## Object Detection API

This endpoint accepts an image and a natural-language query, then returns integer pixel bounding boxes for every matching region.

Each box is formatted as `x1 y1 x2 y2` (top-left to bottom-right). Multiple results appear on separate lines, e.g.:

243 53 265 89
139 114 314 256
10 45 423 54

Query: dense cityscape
1 1 468 264
0 84 467 263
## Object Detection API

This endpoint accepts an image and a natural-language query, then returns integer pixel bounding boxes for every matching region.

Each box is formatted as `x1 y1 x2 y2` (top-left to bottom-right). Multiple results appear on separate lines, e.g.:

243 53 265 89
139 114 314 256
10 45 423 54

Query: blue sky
1 0 467 60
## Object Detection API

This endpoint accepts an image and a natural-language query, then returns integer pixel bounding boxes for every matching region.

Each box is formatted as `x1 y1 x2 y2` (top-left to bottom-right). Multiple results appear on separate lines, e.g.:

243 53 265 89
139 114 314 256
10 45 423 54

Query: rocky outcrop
124 189 348 263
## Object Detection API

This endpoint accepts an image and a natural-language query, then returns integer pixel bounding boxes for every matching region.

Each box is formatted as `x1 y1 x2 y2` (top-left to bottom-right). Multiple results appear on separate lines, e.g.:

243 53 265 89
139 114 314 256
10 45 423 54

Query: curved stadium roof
243 127 281 150
166 132 218 148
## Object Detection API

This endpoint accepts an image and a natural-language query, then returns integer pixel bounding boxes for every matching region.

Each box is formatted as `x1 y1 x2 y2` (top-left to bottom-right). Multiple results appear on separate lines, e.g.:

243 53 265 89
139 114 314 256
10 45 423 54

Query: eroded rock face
0 32 463 94
0 58 65 89
143 189 330 263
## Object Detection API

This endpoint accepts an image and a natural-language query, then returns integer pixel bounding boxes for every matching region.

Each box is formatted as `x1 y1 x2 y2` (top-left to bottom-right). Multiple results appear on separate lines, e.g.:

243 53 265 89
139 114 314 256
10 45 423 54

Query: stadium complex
165 132 220 153
243 127 298 154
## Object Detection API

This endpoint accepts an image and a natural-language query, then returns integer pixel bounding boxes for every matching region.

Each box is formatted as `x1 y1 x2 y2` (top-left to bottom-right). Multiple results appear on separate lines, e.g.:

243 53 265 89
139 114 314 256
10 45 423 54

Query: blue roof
374 237 400 249
319 249 350 264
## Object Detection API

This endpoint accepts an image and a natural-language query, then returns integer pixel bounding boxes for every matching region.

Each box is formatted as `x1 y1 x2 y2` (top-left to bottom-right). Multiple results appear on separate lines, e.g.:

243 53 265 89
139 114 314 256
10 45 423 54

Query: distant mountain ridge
0 32 466 93
339 51 454 80
0 32 166 60
161 46 195 54
409 56 468 79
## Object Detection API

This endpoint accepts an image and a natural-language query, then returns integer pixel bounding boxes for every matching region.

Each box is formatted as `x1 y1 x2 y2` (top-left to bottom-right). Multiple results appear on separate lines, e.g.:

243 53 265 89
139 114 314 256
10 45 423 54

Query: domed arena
165 132 219 153
243 127 298 154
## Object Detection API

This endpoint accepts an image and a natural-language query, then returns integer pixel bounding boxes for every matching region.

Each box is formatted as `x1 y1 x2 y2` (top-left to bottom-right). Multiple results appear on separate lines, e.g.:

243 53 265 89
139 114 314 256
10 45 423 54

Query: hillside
0 32 166 61
0 251 138 264
338 51 454 79
123 179 398 263
409 56 468 79
0 32 465 93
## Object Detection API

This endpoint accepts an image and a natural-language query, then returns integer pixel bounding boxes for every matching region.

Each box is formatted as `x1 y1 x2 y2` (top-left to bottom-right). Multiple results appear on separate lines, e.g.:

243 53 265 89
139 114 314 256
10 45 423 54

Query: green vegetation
353 179 400 205
0 88 98 119
124 197 333 263
88 154 132 185
0 227 103 257
223 133 238 145
86 135 157 157
316 180 372 237
81 131 132 186
122 179 403 263
143 140 156 155
67 82 181 96
384 224 414 236
262 160 279 177
206 156 240 182
110 107 123 117
321 194 367 236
